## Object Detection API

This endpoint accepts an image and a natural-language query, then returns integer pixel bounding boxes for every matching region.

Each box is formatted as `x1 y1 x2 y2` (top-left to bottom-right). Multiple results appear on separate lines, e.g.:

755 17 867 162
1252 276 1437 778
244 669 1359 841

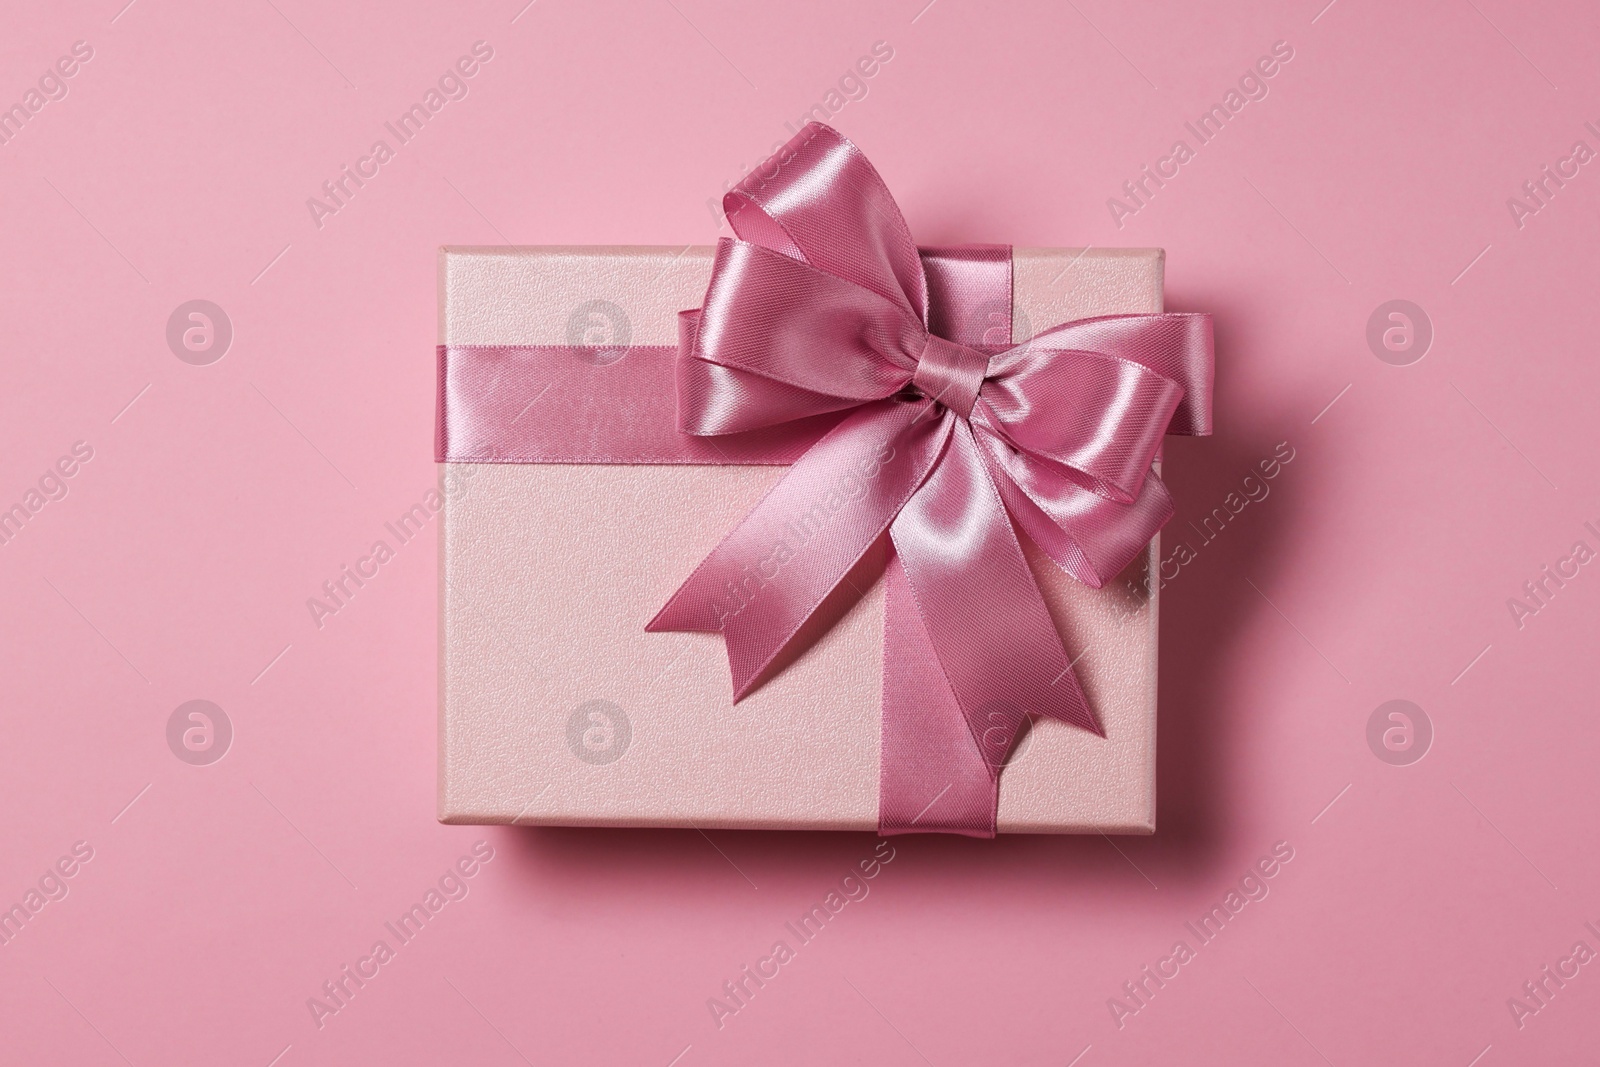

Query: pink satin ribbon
438 122 1213 837
648 123 1213 836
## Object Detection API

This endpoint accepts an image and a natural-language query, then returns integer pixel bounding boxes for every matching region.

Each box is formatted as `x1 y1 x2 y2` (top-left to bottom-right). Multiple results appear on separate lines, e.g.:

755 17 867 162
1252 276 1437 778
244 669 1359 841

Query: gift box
436 125 1210 835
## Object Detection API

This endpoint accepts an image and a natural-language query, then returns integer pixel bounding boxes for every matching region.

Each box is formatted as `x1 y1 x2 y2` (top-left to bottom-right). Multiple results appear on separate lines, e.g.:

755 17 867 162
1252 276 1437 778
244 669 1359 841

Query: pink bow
648 124 1213 836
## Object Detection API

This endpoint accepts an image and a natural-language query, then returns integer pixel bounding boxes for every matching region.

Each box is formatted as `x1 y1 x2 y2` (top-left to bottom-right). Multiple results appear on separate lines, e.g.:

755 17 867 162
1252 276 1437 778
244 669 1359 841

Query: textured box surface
438 245 1163 832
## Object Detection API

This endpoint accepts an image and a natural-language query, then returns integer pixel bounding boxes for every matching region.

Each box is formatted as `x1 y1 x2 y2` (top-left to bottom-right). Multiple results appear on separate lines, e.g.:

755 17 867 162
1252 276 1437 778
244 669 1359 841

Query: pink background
2 0 1597 1063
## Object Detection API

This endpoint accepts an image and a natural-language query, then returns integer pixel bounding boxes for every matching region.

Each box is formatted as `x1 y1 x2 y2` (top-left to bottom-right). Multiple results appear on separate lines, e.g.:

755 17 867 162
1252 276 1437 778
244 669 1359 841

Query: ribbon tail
648 399 951 700
887 421 1101 804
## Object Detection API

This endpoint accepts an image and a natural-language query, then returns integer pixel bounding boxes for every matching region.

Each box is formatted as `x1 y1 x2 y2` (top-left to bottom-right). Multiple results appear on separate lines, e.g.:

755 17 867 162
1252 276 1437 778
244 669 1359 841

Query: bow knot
911 334 989 418
649 123 1214 836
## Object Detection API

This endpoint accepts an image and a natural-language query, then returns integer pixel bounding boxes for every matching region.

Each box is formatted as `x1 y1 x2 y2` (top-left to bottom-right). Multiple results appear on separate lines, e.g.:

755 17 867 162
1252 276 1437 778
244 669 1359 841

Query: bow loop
978 345 1183 503
677 239 927 436
724 124 927 322
987 313 1215 435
